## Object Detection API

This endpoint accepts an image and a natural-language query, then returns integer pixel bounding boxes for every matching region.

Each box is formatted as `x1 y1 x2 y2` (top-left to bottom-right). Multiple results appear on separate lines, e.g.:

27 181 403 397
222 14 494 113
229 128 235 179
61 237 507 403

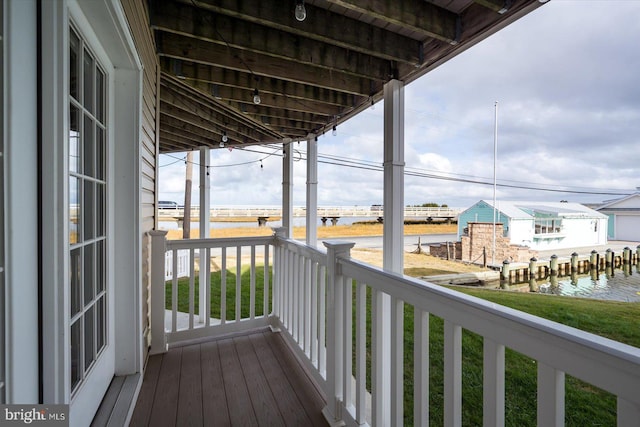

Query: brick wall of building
429 241 462 260
429 222 536 265
461 222 536 264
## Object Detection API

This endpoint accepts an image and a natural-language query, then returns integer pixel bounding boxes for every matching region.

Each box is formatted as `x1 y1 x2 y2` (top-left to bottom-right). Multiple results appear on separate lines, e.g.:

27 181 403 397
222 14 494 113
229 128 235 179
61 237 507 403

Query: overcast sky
159 0 640 209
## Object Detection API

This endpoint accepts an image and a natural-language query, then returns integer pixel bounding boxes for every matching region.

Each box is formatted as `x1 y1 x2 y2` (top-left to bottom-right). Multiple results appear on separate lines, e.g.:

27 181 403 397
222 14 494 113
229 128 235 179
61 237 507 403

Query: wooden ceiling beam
163 110 310 144
159 58 364 108
160 112 257 147
182 79 345 117
160 101 264 142
168 0 423 64
152 1 397 79
160 83 249 135
157 32 378 95
231 103 328 126
158 135 196 153
160 73 285 140
323 0 459 43
160 131 212 150
161 127 218 147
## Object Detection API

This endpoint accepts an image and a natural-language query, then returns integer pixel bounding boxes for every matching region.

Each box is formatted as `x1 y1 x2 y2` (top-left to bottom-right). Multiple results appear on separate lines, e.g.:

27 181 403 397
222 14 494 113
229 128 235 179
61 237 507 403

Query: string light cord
159 155 187 168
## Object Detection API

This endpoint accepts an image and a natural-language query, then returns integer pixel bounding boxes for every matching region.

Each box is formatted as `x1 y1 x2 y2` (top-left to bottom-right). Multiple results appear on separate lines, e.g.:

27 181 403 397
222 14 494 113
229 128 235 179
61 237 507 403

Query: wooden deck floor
130 329 327 426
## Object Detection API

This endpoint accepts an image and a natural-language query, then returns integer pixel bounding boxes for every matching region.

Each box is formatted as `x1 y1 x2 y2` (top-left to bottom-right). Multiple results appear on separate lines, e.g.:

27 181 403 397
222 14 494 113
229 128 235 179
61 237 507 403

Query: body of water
537 267 640 302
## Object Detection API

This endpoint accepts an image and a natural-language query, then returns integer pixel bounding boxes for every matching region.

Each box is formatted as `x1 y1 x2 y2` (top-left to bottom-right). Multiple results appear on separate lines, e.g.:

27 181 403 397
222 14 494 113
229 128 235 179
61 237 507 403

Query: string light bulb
332 125 337 136
222 131 228 143
253 88 261 105
295 0 306 21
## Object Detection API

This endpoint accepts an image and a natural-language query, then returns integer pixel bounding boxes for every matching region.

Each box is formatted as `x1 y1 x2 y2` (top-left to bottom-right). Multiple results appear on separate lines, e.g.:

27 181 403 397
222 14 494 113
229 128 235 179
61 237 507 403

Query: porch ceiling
151 0 546 153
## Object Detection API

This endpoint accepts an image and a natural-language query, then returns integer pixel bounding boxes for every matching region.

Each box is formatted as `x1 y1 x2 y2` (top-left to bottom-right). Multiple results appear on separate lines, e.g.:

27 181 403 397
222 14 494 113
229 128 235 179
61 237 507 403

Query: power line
159 147 634 197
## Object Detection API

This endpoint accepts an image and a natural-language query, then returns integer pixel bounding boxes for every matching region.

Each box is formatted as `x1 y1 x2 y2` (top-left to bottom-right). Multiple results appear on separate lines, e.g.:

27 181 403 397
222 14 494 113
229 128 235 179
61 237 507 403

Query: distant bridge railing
157 206 462 220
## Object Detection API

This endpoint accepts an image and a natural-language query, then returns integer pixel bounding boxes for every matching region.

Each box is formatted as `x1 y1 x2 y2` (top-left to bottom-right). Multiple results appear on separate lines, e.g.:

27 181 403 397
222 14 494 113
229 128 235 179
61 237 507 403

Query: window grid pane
84 306 95 370
69 176 81 244
70 319 82 392
83 49 94 115
70 29 80 101
83 180 94 241
83 114 95 178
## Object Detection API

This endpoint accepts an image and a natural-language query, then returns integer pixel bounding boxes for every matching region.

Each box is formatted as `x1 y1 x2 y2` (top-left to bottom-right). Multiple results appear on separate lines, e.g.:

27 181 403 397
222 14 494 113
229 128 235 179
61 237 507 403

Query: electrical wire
159 147 634 197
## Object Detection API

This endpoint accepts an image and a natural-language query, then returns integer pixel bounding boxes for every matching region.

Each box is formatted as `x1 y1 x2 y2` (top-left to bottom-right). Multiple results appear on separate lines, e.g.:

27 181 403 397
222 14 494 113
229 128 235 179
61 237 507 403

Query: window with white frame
68 25 107 394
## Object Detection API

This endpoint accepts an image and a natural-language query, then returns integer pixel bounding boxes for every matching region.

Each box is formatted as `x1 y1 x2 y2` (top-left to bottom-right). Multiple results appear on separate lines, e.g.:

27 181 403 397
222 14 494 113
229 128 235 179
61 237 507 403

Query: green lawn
165 265 272 320
166 267 639 426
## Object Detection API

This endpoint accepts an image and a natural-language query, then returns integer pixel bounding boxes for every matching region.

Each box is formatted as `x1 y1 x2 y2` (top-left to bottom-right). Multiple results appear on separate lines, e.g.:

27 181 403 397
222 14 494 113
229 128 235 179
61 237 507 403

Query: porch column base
321 406 347 427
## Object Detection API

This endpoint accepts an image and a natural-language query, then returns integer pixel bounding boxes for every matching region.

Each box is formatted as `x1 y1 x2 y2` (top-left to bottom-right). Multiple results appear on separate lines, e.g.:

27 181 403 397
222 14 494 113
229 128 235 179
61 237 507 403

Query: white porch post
378 78 405 425
149 230 168 355
282 142 293 238
199 147 210 322
306 136 318 247
383 79 405 272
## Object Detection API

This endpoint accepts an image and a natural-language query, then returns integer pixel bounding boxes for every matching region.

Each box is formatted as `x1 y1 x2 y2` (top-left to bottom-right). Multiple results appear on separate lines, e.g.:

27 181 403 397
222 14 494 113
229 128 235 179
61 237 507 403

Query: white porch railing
149 231 274 352
164 249 190 281
149 230 640 426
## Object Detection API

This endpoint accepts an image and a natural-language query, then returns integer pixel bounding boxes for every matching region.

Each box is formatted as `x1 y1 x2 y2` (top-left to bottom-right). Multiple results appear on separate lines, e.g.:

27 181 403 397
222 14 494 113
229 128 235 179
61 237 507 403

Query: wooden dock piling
498 246 639 286
550 255 558 276
501 260 510 281
590 250 598 270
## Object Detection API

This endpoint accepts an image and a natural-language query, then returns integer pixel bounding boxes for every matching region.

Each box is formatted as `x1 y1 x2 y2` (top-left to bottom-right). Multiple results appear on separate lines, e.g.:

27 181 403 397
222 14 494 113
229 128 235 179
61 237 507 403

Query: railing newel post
272 227 287 329
149 230 168 355
322 241 355 426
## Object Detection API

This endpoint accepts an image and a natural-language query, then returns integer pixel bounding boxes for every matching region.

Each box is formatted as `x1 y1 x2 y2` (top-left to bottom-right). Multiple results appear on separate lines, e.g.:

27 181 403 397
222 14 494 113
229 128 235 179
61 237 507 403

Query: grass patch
165 265 272 320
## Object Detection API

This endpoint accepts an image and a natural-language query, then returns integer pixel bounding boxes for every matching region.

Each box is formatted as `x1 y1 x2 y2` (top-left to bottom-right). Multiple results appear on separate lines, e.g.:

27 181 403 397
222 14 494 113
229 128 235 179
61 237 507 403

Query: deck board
200 341 231 426
248 332 315 426
264 333 328 427
132 329 325 426
218 337 259 426
130 355 162 425
177 344 203 425
148 347 182 426
234 335 285 426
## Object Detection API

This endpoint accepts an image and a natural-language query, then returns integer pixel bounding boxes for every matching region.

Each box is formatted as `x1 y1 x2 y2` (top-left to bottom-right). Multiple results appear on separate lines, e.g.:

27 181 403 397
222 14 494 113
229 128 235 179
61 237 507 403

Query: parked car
158 200 179 209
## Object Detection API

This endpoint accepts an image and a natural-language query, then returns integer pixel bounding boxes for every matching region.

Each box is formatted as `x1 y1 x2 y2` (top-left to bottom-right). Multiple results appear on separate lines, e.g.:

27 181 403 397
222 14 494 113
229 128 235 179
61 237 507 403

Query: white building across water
458 200 609 251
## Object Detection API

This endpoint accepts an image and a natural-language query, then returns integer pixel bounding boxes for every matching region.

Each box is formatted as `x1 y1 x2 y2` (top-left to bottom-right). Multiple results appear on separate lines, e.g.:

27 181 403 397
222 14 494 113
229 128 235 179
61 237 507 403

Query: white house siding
121 0 158 359
530 216 606 251
507 218 534 247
